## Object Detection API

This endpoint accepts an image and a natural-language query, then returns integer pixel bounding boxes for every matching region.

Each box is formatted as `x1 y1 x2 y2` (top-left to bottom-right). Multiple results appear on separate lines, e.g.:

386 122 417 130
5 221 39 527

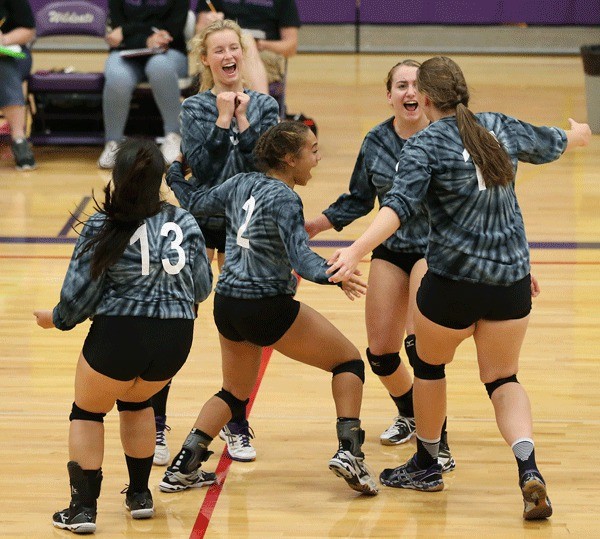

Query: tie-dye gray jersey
382 112 567 285
323 118 428 254
52 204 213 330
179 89 280 231
178 172 334 299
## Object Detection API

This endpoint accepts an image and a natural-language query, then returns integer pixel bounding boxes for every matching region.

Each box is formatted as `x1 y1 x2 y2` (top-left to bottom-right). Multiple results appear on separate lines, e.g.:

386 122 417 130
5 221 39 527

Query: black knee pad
404 334 417 368
485 374 519 398
366 348 401 377
116 399 152 412
214 388 248 420
411 354 446 380
332 359 365 384
69 402 106 423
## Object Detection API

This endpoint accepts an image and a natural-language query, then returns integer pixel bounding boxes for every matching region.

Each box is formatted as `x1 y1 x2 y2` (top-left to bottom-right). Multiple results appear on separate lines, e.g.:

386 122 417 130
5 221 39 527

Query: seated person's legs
145 49 188 163
0 55 35 170
144 49 187 135
99 52 144 168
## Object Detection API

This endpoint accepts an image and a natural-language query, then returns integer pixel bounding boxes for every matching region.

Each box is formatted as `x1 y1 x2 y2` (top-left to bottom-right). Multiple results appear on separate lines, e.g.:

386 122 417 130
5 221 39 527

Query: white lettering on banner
48 10 95 24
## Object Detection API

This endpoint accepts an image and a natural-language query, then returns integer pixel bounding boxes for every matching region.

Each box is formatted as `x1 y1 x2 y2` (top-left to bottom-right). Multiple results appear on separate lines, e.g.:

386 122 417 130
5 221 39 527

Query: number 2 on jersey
236 196 256 249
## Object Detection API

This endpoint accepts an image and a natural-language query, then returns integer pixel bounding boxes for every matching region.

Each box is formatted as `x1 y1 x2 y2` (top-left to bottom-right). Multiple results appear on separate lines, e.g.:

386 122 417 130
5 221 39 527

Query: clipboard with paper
119 47 166 58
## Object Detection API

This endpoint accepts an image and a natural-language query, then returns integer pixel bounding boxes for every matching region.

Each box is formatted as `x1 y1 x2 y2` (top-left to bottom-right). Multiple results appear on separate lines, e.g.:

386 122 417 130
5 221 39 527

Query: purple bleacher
29 71 105 92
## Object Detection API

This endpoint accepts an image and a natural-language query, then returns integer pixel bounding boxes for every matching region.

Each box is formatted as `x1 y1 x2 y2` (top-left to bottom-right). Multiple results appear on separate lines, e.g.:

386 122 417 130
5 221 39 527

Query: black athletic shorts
82 315 194 381
417 271 532 330
200 225 226 252
371 244 424 276
213 293 301 347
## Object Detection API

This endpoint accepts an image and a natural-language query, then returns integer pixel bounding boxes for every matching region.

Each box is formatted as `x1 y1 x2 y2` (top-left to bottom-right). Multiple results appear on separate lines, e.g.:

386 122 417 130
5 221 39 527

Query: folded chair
28 1 107 145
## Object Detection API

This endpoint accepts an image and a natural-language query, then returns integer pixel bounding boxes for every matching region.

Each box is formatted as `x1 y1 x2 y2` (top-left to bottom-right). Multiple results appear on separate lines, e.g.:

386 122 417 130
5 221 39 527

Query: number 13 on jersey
130 222 186 275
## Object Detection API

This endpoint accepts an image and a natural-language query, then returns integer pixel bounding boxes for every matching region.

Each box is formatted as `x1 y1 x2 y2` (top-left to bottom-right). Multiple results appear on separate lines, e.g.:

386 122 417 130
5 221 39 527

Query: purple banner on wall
360 0 503 24
502 0 600 25
27 0 600 25
360 0 600 25
295 0 356 24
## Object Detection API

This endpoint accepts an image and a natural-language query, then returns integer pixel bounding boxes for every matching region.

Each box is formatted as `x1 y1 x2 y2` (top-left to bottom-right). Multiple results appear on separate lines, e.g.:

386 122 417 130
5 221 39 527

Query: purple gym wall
27 0 600 25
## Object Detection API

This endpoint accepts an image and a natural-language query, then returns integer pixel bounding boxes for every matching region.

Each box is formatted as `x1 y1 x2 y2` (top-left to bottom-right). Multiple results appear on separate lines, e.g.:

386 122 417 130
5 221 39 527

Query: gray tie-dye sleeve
276 196 331 284
52 215 106 330
381 139 431 225
166 161 196 210
181 212 213 304
323 140 377 230
507 116 567 164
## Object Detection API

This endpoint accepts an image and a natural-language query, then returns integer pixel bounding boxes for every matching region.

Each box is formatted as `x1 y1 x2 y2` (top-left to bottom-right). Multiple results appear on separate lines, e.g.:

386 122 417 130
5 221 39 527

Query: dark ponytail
79 139 166 279
417 56 514 187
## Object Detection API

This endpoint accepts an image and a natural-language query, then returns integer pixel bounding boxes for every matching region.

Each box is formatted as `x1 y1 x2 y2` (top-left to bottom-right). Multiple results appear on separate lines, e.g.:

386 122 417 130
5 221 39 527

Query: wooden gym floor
0 53 599 537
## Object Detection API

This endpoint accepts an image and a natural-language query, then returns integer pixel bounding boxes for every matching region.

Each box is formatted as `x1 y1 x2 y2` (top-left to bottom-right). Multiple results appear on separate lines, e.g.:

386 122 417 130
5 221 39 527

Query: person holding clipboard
98 0 189 170
0 0 36 170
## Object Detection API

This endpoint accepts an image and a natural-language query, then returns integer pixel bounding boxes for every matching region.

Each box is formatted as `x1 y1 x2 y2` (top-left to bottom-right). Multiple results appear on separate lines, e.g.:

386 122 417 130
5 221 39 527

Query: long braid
418 57 514 187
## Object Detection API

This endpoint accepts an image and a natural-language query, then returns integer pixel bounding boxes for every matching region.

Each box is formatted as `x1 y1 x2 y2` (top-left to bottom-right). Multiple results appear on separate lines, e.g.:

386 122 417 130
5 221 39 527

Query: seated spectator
0 0 36 170
98 0 189 169
195 0 300 95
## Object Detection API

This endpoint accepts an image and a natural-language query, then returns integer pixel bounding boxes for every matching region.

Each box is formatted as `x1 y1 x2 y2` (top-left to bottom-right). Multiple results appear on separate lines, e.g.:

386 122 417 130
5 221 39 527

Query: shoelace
232 426 255 448
155 424 171 445
393 416 414 431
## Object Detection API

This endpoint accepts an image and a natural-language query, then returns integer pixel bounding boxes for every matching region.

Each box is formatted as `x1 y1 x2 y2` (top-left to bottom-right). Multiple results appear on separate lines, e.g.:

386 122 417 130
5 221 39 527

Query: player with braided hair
328 56 591 519
151 19 280 467
161 121 379 496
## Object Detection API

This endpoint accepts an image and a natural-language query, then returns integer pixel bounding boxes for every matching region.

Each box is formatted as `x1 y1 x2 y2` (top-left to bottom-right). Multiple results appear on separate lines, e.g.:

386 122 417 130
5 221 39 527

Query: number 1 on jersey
236 196 256 249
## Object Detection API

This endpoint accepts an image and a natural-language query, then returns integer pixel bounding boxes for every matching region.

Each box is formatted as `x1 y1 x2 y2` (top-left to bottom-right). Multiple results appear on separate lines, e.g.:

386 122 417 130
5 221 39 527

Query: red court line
190 345 274 539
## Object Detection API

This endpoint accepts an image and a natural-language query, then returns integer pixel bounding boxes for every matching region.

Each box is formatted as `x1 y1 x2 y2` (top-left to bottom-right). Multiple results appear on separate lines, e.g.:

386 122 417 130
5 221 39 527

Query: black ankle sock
511 438 537 477
440 418 448 446
125 455 154 493
151 381 171 417
390 386 414 417
416 436 439 469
